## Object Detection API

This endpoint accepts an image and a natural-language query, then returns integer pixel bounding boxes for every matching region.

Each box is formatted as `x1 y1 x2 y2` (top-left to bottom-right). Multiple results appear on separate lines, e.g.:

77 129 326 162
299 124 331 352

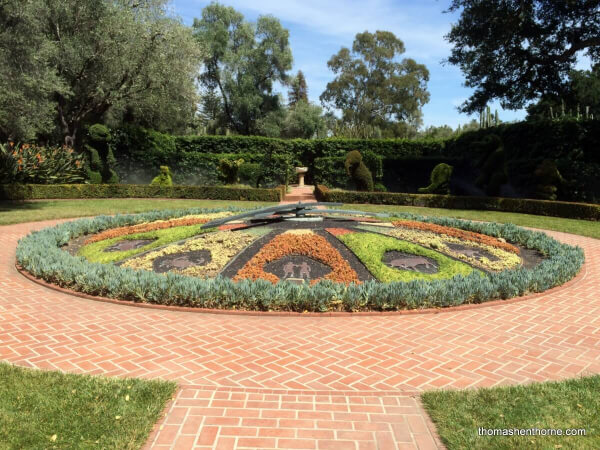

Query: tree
288 70 308 107
282 101 326 139
0 0 66 142
49 0 202 145
193 3 293 135
527 64 600 120
420 125 455 139
1 0 201 145
446 0 600 113
320 31 429 138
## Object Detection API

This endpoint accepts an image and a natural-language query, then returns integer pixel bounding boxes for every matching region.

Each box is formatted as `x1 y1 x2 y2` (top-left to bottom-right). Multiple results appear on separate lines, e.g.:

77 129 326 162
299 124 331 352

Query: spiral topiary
345 150 374 191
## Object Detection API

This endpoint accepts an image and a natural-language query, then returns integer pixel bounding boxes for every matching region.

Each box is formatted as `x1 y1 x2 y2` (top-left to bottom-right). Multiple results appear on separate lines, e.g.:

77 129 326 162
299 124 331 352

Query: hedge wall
0 184 284 202
444 119 600 202
111 119 600 202
112 125 446 186
314 185 600 221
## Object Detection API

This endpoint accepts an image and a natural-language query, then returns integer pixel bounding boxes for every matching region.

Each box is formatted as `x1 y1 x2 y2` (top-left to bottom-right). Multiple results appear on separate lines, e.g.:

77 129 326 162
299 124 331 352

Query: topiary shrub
150 166 173 187
238 162 262 188
345 150 374 191
533 159 565 200
472 134 506 196
418 163 453 194
218 158 244 185
84 124 118 184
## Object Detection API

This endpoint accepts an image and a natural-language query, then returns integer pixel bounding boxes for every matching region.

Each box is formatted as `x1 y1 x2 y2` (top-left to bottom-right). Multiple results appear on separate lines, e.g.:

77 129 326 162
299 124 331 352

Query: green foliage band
15 208 584 312
113 119 600 201
315 185 600 221
0 184 283 202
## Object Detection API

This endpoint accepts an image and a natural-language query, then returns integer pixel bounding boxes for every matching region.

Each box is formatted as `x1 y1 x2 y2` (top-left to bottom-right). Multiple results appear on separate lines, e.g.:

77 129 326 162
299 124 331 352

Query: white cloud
182 0 453 61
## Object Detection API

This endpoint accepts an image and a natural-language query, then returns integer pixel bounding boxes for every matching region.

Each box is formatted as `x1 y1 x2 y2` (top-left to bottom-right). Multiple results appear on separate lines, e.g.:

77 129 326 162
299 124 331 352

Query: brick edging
15 261 587 317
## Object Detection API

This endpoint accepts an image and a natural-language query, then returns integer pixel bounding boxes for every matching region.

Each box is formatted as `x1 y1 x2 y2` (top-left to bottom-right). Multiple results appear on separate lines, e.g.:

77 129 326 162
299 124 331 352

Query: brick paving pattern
1 203 599 448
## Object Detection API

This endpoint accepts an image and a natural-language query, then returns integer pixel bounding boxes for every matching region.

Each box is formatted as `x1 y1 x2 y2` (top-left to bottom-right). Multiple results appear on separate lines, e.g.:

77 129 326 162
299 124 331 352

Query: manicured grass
421 375 599 449
341 203 600 239
0 198 274 226
0 362 176 449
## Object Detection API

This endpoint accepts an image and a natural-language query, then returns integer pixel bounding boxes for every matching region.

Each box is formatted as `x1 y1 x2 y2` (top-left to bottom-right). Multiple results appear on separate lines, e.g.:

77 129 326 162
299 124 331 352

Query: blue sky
170 0 574 129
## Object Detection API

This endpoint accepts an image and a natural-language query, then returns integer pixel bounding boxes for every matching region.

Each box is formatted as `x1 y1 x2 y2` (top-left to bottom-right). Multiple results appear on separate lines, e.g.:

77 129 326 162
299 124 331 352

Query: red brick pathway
280 185 317 204
1 217 599 449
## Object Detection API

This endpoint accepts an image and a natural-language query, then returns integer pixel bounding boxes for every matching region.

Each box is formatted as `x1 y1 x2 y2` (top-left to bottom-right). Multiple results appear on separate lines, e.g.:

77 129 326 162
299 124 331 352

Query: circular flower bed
16 207 584 312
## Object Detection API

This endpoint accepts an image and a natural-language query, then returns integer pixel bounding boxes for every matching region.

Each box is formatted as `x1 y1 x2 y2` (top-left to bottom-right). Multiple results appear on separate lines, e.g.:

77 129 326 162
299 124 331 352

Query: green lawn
0 198 274 226
341 203 600 239
0 362 176 449
422 375 599 449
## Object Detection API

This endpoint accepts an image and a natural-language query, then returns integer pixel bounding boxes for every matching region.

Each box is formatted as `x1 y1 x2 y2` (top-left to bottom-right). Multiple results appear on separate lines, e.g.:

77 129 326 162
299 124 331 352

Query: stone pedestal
295 167 308 187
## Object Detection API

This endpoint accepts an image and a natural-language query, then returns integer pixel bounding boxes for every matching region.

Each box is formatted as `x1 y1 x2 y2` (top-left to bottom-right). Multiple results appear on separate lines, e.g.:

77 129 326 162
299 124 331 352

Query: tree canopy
0 0 201 144
320 31 429 138
193 3 293 135
288 71 308 107
527 64 600 120
446 0 600 113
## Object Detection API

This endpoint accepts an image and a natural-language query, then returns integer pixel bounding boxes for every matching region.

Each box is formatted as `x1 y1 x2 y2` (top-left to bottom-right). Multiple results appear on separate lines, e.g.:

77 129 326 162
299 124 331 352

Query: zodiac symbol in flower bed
152 250 211 273
459 249 482 259
283 261 312 279
382 251 438 274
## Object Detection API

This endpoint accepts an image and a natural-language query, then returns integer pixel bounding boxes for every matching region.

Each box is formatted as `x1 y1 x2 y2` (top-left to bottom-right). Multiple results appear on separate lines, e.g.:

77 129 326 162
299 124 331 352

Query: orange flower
22 144 30 150
85 217 211 244
234 233 360 285
392 221 520 254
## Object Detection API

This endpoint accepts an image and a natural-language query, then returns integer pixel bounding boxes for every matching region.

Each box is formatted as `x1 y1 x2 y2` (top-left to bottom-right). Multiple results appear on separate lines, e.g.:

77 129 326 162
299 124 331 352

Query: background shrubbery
107 118 600 202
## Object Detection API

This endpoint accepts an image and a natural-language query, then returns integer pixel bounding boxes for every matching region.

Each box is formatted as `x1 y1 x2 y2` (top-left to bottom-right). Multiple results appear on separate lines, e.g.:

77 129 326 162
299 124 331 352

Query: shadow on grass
0 201 47 212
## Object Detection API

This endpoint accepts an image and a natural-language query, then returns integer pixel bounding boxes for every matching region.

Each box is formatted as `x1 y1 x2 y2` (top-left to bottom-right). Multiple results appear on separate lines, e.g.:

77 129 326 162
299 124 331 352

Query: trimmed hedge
112 125 446 185
314 185 600 221
15 207 584 312
111 120 600 202
0 184 283 202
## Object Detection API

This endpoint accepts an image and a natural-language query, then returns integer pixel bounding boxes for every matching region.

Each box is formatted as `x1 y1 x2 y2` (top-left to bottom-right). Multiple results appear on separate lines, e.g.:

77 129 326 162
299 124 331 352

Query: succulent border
15 207 584 312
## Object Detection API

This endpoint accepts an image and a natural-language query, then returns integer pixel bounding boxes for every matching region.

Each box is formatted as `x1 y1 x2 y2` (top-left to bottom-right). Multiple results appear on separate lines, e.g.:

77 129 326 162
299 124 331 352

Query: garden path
1 216 599 449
